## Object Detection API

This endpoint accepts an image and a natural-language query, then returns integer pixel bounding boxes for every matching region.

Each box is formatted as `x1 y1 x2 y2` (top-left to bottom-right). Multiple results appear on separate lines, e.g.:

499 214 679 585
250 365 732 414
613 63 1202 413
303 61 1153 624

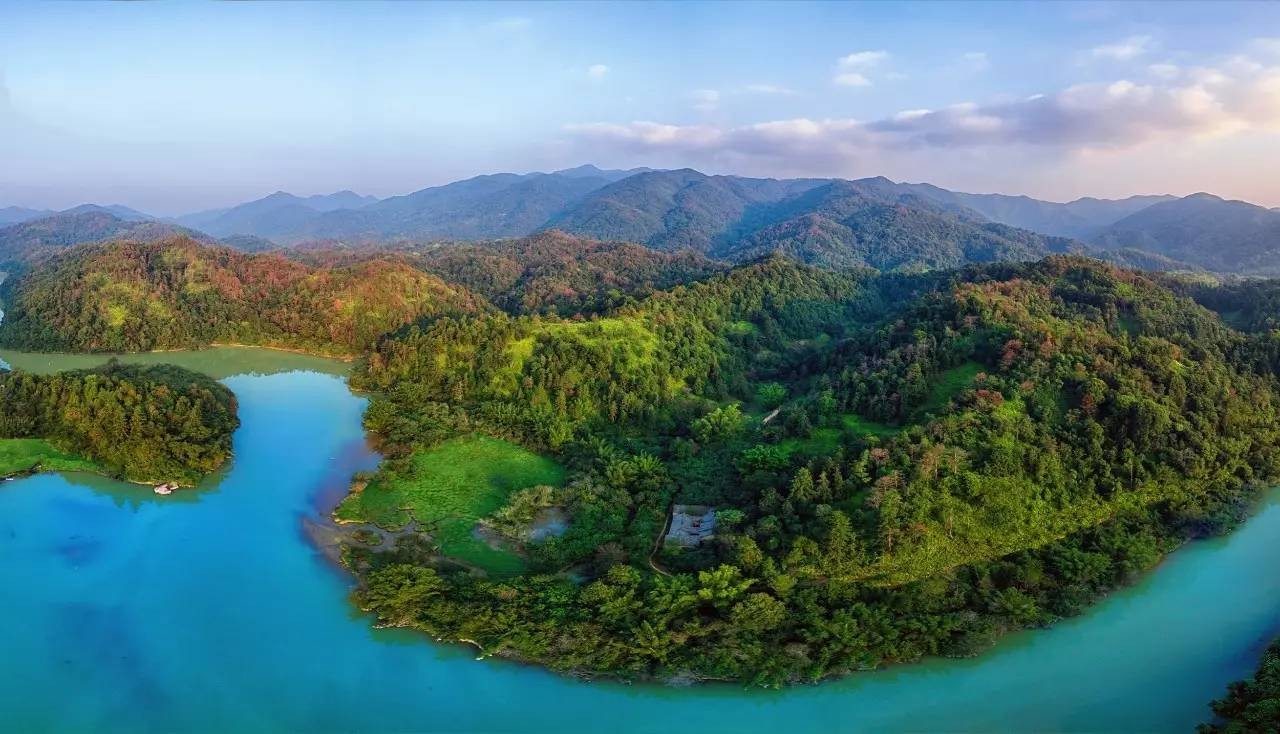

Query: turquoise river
1 348 1278 733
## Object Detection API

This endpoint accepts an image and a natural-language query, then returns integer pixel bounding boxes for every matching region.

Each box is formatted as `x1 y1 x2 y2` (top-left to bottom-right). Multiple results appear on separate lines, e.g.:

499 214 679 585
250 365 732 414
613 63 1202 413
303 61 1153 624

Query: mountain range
3 166 1280 275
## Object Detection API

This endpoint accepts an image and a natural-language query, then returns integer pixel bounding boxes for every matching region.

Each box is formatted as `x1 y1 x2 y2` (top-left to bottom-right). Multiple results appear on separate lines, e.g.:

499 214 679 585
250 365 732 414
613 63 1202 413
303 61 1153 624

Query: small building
665 504 716 547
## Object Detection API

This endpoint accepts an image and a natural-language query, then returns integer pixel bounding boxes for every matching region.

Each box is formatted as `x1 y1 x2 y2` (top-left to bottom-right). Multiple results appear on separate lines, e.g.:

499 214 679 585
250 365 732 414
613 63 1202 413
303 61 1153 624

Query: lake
1 348 1278 733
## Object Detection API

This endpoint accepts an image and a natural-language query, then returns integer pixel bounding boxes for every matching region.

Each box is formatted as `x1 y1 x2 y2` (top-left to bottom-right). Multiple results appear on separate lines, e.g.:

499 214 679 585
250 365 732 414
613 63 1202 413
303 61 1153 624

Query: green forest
6 233 1280 691
339 253 1280 684
0 361 238 484
0 238 486 356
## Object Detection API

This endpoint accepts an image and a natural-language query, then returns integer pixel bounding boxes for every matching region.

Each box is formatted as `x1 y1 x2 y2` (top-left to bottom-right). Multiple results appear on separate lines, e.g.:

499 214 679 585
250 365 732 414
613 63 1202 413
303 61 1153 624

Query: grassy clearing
778 428 843 459
841 413 900 438
336 436 565 575
0 438 104 477
777 413 902 459
917 361 984 417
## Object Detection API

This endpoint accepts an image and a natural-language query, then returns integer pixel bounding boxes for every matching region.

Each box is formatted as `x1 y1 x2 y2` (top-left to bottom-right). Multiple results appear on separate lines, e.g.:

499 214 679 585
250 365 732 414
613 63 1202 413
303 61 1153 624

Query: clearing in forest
336 435 565 575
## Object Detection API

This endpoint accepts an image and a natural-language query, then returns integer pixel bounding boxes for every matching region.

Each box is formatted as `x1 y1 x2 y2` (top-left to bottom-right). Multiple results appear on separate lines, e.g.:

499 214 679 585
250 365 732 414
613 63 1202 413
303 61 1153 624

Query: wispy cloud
834 72 871 87
586 64 609 81
838 50 889 69
833 50 888 87
1089 35 1153 61
568 58 1280 166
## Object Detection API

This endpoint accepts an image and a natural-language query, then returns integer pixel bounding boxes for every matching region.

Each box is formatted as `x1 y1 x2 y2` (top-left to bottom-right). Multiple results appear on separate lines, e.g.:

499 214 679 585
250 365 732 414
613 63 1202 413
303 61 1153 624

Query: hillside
343 255 1280 683
0 211 213 266
408 231 724 314
0 237 487 355
1092 194 1280 274
718 180 1079 269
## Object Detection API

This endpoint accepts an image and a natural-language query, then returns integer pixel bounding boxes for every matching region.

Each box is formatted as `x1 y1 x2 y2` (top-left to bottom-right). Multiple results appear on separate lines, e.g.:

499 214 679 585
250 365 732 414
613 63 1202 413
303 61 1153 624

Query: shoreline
331 481 1280 688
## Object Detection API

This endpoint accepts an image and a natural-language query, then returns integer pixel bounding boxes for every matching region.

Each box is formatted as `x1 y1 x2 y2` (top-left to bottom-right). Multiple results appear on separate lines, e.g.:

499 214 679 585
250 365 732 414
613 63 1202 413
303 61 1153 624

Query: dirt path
647 506 673 576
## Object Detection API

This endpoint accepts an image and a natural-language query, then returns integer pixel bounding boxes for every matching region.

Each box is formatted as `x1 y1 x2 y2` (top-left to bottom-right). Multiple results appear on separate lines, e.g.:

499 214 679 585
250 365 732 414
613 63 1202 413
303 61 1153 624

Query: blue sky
2 1 1280 214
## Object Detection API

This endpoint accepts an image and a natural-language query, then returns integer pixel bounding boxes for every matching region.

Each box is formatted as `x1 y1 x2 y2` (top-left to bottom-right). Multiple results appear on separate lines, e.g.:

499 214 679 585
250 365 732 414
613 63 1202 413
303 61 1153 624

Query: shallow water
1 350 1278 733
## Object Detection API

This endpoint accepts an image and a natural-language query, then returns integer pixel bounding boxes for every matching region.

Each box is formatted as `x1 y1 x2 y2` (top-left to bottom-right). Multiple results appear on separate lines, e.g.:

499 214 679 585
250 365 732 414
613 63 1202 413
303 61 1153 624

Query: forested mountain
1092 194 1280 274
0 211 214 266
341 254 1280 683
545 170 1081 269
0 361 238 484
406 231 724 314
0 237 487 355
717 179 1080 269
544 168 827 251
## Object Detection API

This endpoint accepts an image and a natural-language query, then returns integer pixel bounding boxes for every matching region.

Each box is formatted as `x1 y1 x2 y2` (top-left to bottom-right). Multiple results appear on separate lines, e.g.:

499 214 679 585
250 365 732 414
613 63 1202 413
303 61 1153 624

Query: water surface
1 349 1278 733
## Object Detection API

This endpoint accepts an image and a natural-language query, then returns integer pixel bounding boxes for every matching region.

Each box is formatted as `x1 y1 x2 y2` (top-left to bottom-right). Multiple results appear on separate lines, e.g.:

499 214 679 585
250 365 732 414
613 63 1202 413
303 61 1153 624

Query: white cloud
834 50 890 87
834 72 871 87
1090 35 1153 61
744 83 797 96
838 50 889 69
586 64 609 81
690 89 720 112
568 58 1280 165
565 121 723 152
1148 63 1180 80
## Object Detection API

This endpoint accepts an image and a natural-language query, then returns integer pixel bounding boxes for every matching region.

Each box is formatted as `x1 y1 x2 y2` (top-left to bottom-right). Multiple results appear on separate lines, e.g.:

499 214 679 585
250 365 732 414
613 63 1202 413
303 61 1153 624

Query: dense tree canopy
342 255 1280 684
0 361 238 484
0 238 486 355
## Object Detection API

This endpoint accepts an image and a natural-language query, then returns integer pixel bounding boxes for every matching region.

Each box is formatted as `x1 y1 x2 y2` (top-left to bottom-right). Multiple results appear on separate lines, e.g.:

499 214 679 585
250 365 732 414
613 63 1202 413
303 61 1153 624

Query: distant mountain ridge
150 167 1189 271
862 180 1176 239
174 190 380 238
1091 193 1280 274
4 166 1278 274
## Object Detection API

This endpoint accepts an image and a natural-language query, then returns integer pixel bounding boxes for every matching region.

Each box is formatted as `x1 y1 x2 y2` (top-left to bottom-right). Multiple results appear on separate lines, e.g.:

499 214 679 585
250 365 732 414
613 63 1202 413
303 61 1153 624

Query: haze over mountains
3 165 1280 275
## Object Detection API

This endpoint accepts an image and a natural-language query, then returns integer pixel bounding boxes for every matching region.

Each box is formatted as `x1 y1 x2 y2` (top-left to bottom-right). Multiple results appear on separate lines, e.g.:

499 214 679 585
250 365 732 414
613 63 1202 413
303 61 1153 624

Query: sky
2 1 1280 215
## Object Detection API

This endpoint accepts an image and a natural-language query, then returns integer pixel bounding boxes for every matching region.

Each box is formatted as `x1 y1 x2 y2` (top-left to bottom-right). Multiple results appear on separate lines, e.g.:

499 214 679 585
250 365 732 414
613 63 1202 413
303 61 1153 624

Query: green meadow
337 435 565 575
